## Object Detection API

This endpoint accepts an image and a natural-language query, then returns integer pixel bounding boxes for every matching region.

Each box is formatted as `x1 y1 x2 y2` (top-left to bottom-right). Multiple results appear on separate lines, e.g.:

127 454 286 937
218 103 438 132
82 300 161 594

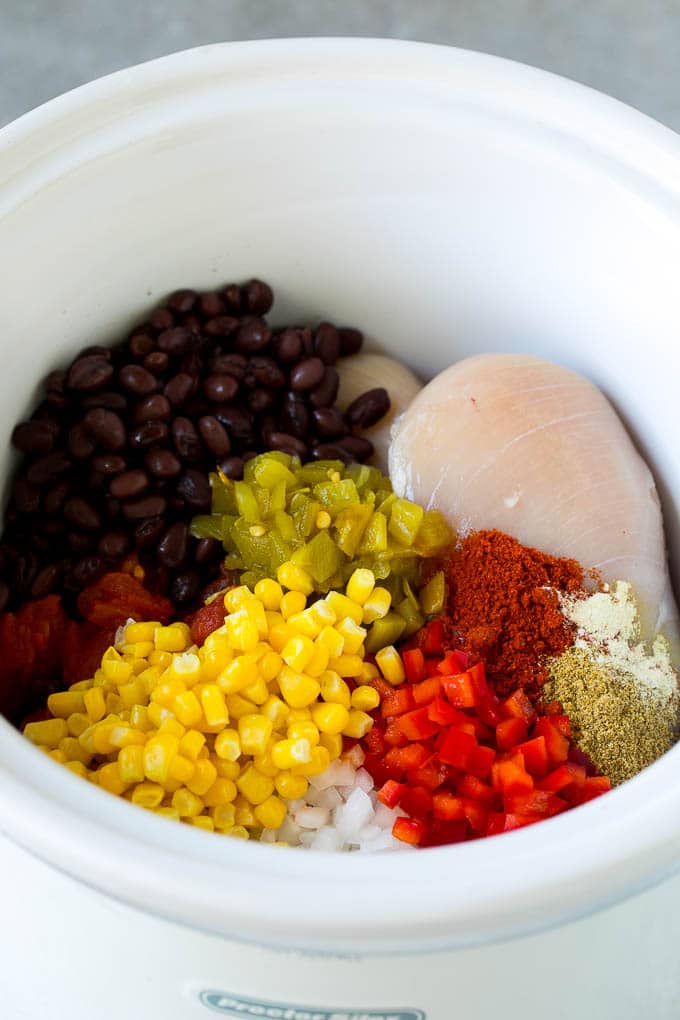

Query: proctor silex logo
198 991 426 1020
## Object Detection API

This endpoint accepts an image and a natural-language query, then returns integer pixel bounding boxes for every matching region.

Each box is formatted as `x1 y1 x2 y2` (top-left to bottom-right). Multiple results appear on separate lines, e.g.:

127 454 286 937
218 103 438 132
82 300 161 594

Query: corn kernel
317 626 345 660
224 585 253 613
268 622 295 653
234 799 257 827
319 731 343 760
131 782 165 808
287 708 312 722
278 666 320 709
342 709 374 738
357 661 380 685
285 610 320 639
125 621 159 643
109 725 146 749
64 760 88 778
271 737 311 769
118 744 145 783
240 676 269 705
147 702 174 729
375 645 406 686
281 634 315 673
152 625 187 653
328 654 364 678
212 757 240 780
101 658 134 687
167 652 202 687
24 717 68 747
157 716 185 739
47 691 85 718
362 587 392 624
225 608 260 652
143 734 178 783
172 690 203 728
84 687 106 723
218 654 259 694
214 728 241 762
204 778 237 806
225 694 258 720
169 753 196 784
243 598 268 638
77 725 97 755
67 712 90 737
304 643 329 678
254 795 287 830
197 685 227 728
274 771 309 799
59 736 92 765
179 729 206 761
200 635 232 680
48 749 67 764
235 713 272 757
315 509 332 529
68 679 93 692
155 806 181 822
277 562 313 596
308 600 338 628
135 666 163 694
105 693 123 715
319 671 352 708
291 745 331 776
261 694 289 729
97 762 127 795
326 591 363 626
191 815 215 831
212 803 237 829
253 744 280 778
346 567 376 605
236 765 274 805
171 787 204 817
186 758 217 796
148 650 173 669
260 650 283 683
228 825 250 840
118 680 144 709
351 685 380 711
287 720 320 746
280 590 307 620
254 578 284 610
311 701 350 735
150 677 186 707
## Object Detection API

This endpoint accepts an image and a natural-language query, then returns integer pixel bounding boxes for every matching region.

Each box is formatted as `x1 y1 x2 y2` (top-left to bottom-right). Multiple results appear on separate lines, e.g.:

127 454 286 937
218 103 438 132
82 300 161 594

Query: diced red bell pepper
406 761 450 791
395 707 440 742
438 728 477 770
494 760 534 795
538 762 586 792
457 774 497 804
418 618 444 655
441 671 476 708
502 812 542 832
412 676 441 705
485 812 508 836
465 744 496 781
514 736 549 778
400 785 434 820
548 714 571 738
402 647 426 683
501 689 536 725
433 791 466 821
369 675 394 702
383 719 409 748
476 691 504 727
566 776 612 804
363 724 387 756
377 779 404 808
392 816 428 846
423 819 468 846
504 791 566 817
384 743 432 773
427 695 460 727
567 744 602 777
533 718 570 766
437 651 467 675
496 717 528 751
381 686 416 718
462 799 489 834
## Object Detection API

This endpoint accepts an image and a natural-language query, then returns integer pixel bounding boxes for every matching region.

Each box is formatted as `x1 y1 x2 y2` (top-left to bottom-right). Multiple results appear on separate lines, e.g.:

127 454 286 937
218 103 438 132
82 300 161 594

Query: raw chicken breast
336 354 422 472
389 353 678 643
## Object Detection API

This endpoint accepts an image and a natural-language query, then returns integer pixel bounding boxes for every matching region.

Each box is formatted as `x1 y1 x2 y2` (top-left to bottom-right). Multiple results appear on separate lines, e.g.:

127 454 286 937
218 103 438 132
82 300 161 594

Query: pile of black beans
0 279 389 614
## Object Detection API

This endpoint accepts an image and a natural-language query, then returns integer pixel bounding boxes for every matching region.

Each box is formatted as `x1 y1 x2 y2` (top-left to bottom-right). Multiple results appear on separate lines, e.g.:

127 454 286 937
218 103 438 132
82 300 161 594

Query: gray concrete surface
1 1 680 132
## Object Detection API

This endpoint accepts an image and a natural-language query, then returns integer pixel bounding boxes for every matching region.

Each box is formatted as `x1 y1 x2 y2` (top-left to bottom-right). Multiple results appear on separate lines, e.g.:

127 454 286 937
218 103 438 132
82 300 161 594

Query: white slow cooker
2 39 680 1020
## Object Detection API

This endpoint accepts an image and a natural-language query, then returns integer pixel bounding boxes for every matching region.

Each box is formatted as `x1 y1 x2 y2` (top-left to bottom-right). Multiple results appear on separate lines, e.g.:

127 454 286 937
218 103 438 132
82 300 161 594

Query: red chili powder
441 529 584 699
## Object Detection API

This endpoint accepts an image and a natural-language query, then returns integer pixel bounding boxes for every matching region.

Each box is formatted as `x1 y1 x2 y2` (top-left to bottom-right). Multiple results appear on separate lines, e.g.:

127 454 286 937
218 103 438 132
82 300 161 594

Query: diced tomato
441 671 476 708
417 618 444 655
392 817 428 846
495 717 528 751
77 572 173 629
504 791 566 817
395 707 440 742
402 648 426 683
438 728 477 769
538 762 586 792
533 718 570 766
62 620 116 686
500 689 536 725
514 736 549 778
465 744 496 780
189 600 227 645
427 695 460 727
400 785 434 819
495 760 534 795
457 774 497 804
432 791 466 820
377 779 404 808
412 676 441 705
384 743 432 773
381 686 416 718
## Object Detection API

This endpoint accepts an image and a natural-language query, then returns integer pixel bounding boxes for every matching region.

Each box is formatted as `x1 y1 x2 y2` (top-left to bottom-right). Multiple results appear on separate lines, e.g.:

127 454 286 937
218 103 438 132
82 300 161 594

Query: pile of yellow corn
23 563 402 840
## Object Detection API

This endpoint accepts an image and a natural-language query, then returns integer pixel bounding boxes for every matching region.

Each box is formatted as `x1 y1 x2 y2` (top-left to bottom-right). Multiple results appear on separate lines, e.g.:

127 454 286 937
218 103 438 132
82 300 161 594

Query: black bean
129 421 169 449
110 469 149 500
83 408 126 451
312 407 348 440
119 364 158 396
310 443 353 464
167 289 197 314
170 570 200 605
144 351 169 375
314 322 340 365
290 357 325 392
222 283 242 313
204 374 239 403
200 576 230 603
250 388 276 413
45 518 65 537
338 327 363 357
134 516 166 548
157 521 189 569
199 292 226 318
235 319 271 354
279 393 310 439
45 482 69 514
129 333 155 359
104 495 122 520
171 417 202 461
78 345 112 360
134 394 171 423
276 328 304 364
64 497 102 531
45 370 68 409
88 470 107 491
67 356 114 392
242 278 274 315
218 456 245 480
213 405 254 441
198 416 231 457
30 563 61 599
71 555 105 588
157 326 192 355
337 435 375 460
248 357 286 388
68 423 97 459
260 415 277 447
26 451 71 486
13 479 41 514
11 420 58 455
205 316 239 337
195 537 222 565
180 351 204 380
122 495 168 520
212 353 248 379
309 367 340 408
164 372 196 407
145 448 182 478
176 470 211 510
92 454 126 475
81 390 128 412
68 531 95 554
346 387 390 428
98 531 130 560
0 581 9 613
150 308 175 331
268 432 308 460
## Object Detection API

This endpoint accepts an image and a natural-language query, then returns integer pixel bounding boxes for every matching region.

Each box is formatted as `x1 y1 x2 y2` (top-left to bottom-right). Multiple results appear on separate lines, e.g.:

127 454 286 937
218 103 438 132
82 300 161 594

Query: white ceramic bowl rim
2 38 680 954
